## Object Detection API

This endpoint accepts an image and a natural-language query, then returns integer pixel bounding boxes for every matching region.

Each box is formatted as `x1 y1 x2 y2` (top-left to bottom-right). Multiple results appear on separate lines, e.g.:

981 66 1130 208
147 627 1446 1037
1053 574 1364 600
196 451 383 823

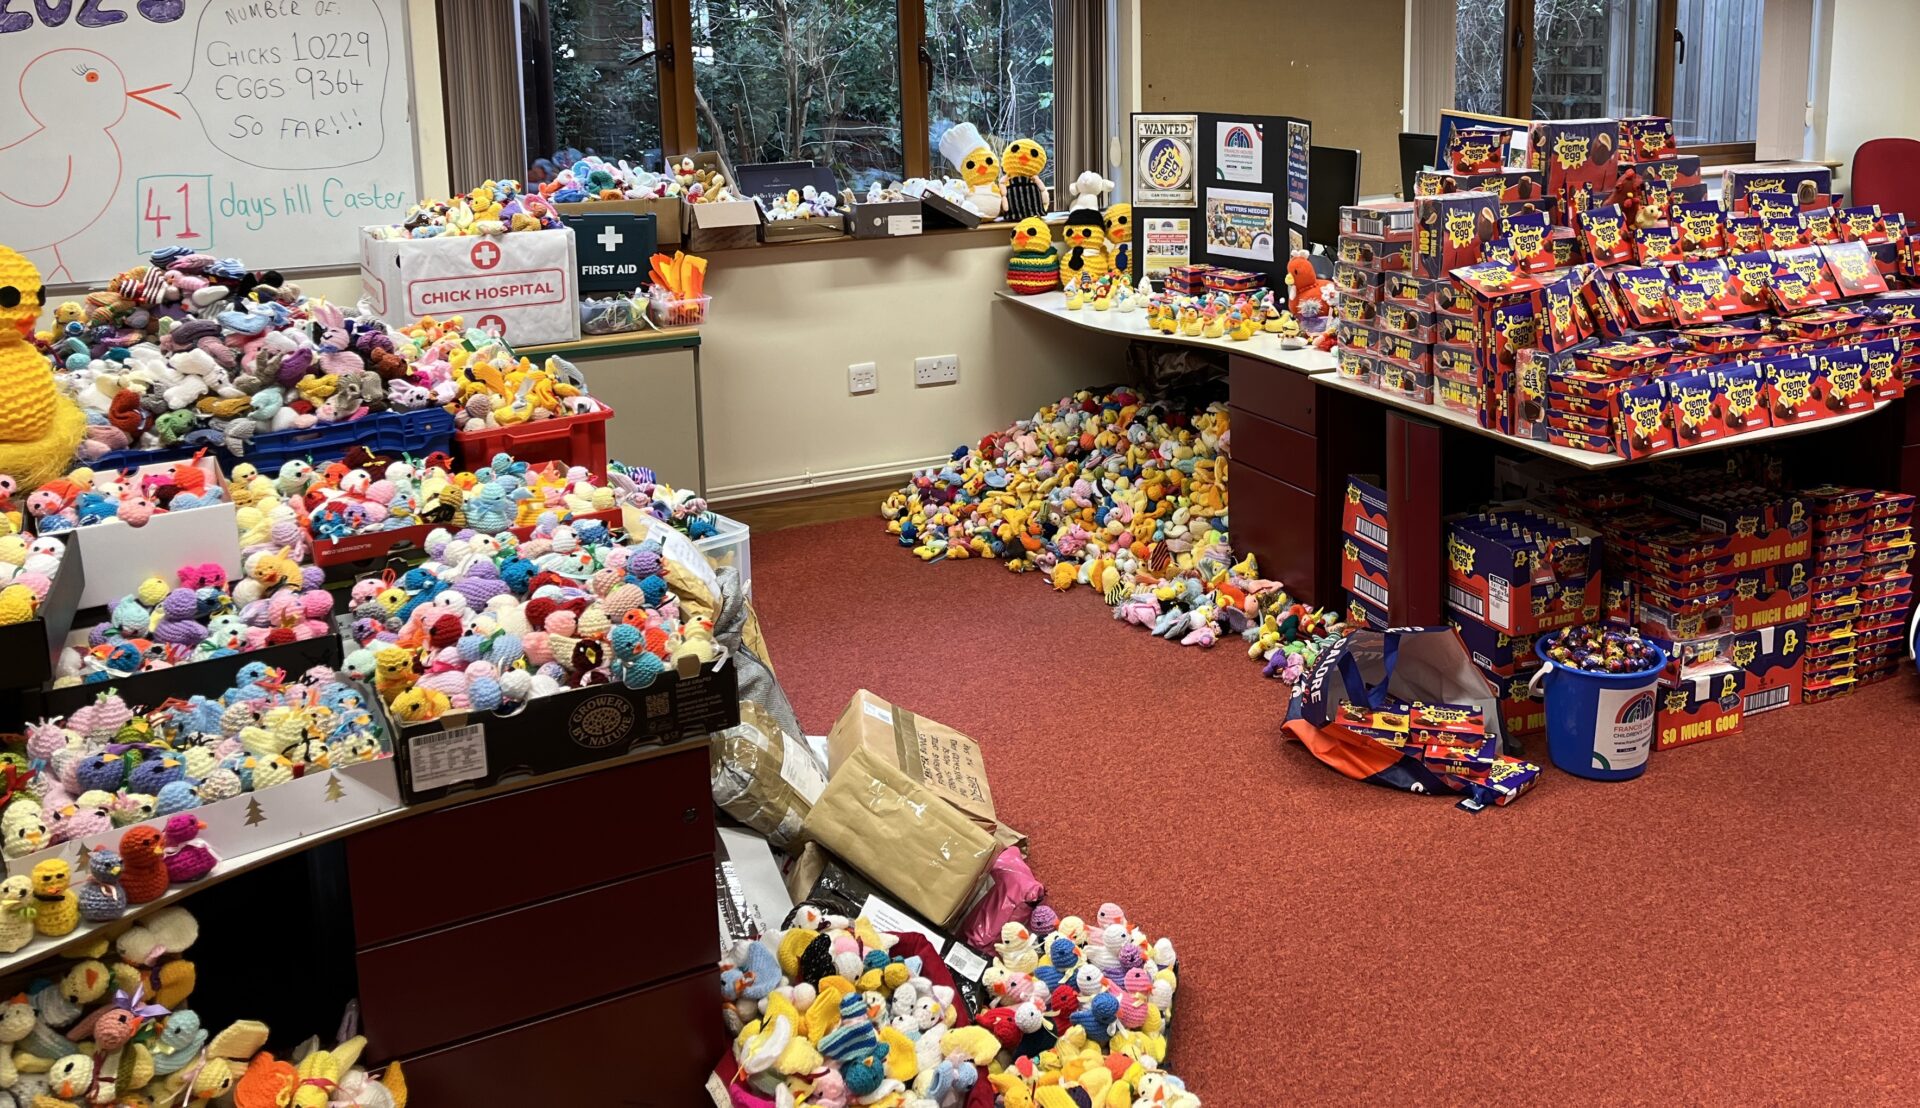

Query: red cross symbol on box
477 314 507 337
470 240 502 270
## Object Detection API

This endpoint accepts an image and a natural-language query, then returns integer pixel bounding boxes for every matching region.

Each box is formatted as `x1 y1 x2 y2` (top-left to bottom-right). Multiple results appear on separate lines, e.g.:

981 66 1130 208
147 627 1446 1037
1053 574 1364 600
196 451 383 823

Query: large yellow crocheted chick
0 248 86 492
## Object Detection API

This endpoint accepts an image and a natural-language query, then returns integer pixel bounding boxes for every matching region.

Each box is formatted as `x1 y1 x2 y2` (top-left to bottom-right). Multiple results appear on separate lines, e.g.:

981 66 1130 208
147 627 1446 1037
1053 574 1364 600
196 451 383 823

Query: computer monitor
1306 145 1361 252
1399 132 1438 201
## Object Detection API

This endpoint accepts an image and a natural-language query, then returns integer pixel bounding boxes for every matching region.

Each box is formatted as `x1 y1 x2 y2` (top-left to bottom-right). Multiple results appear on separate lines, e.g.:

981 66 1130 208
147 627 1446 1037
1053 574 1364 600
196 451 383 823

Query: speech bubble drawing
179 0 391 170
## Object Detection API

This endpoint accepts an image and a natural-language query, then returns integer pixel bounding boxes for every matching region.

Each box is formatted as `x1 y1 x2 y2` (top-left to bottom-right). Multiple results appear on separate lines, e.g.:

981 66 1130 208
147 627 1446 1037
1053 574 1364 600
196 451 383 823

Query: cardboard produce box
359 227 581 346
553 195 683 244
800 746 995 927
674 151 760 251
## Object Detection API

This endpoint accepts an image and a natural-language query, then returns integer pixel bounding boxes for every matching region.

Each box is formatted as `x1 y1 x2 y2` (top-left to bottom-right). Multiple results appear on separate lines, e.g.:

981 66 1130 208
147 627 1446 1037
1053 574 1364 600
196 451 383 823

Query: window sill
694 219 1014 254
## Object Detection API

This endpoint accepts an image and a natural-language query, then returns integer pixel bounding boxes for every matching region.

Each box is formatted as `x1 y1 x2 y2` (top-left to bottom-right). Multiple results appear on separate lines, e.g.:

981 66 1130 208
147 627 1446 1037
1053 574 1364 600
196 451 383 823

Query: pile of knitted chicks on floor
880 385 1343 682
718 901 1198 1107
0 905 406 1107
339 521 721 724
35 248 600 463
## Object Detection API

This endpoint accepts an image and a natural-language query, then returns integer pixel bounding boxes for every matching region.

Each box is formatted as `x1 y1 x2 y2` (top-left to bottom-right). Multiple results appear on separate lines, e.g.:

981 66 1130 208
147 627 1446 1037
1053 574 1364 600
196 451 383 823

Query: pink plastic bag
960 847 1046 952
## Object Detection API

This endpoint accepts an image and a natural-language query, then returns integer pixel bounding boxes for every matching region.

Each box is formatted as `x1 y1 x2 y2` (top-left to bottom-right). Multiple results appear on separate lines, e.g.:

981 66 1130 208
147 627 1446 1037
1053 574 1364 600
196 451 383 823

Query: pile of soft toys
1 670 387 855
1141 289 1315 346
0 908 407 1106
342 525 718 724
300 449 618 546
54 554 332 685
717 903 1198 1107
40 253 420 460
26 457 228 536
368 179 563 239
0 532 68 627
609 460 721 541
386 316 598 429
880 387 1343 678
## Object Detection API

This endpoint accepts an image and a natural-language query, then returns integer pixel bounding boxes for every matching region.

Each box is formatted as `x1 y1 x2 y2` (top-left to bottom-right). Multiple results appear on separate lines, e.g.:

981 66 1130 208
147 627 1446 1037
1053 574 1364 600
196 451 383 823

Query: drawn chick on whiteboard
1 49 178 281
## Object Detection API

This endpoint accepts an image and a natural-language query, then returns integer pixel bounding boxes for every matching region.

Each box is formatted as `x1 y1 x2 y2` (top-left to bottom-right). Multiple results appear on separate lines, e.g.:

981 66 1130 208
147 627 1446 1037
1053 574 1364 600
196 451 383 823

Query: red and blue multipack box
1674 201 1727 256
1823 239 1892 298
1342 536 1391 612
1840 205 1887 243
1729 620 1808 715
1762 355 1837 426
1666 370 1732 446
1342 475 1389 552
1811 346 1878 413
1613 267 1676 327
1345 594 1390 632
1723 164 1833 211
1415 192 1498 278
1717 363 1771 434
1655 666 1746 751
1731 561 1813 631
1449 612 1542 677
1528 118 1620 217
1800 207 1842 246
1726 214 1769 254
1724 251 1775 312
1771 246 1839 311
1444 509 1603 635
1619 116 1678 160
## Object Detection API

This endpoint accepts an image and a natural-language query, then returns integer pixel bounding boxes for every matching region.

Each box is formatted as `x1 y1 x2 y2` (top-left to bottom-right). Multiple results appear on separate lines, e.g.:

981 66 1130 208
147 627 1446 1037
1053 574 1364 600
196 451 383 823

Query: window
1451 0 1764 157
521 0 1064 189
924 0 1055 162
690 0 904 189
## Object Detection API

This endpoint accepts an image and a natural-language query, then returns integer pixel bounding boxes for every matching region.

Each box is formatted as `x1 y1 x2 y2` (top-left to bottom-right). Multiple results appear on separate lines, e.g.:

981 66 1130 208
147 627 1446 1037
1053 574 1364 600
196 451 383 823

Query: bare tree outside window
539 0 665 169
925 0 1054 175
1455 0 1508 115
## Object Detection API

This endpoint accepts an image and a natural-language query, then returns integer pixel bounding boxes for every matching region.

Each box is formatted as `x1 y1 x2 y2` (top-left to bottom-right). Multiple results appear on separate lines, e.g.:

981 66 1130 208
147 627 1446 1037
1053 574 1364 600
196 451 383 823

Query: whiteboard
0 0 419 286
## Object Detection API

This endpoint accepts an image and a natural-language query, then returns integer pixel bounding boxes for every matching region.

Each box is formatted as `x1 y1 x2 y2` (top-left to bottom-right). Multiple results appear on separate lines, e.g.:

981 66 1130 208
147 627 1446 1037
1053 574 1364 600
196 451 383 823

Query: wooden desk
1002 292 1910 626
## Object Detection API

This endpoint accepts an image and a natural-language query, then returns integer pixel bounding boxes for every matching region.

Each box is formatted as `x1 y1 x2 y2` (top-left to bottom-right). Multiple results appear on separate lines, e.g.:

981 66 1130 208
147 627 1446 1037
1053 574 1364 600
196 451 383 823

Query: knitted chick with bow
0 248 87 491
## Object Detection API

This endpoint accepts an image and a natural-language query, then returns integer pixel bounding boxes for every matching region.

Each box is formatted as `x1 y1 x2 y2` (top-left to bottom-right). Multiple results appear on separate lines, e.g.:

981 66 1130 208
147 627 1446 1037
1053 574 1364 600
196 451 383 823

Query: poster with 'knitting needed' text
0 0 421 286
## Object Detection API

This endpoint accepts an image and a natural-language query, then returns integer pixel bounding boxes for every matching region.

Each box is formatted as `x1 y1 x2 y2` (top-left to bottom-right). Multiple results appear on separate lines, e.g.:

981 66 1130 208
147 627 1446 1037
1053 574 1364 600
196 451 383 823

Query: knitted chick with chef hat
939 122 1005 220
0 247 86 492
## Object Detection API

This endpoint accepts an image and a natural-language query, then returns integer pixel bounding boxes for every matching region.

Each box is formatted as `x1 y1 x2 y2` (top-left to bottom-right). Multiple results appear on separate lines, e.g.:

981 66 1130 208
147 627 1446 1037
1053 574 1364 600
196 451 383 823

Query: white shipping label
779 735 829 805
408 724 488 791
887 214 923 235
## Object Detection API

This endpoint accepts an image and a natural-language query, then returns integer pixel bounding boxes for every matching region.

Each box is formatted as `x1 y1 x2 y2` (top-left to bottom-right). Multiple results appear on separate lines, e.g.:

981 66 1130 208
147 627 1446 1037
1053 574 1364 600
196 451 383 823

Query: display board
0 0 419 286
1128 111 1311 287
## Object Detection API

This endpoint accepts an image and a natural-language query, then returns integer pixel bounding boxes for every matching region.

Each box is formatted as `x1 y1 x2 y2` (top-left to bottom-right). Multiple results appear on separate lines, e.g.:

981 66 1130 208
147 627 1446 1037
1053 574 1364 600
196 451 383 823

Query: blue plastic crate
88 408 458 477
374 407 457 458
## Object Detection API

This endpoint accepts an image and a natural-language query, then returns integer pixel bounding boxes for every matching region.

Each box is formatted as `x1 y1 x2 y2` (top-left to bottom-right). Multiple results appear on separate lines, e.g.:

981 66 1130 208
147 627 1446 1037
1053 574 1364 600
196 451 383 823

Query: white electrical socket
914 354 959 386
848 361 878 394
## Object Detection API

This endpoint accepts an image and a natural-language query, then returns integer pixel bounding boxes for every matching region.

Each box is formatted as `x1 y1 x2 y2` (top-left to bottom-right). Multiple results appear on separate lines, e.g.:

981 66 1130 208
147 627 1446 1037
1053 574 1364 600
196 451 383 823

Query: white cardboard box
360 228 582 346
7 757 403 878
74 456 240 609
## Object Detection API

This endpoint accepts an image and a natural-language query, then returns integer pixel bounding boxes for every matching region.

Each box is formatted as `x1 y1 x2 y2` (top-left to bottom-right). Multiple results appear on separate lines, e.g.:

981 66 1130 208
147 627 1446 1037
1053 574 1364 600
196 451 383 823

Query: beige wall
1138 0 1407 198
1814 0 1920 168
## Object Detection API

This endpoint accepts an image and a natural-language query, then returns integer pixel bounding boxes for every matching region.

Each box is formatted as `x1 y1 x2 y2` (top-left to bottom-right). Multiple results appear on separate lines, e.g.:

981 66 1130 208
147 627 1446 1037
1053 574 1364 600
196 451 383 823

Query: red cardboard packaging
1415 192 1499 278
1527 119 1620 218
1718 363 1771 433
1655 667 1746 750
1578 204 1635 266
1342 475 1389 551
1730 621 1807 715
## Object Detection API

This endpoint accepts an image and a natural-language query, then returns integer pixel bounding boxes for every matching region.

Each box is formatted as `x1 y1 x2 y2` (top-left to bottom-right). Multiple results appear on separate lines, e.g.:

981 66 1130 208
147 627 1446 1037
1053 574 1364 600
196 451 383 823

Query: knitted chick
0 874 33 952
28 859 77 937
0 248 87 492
76 847 126 922
162 815 217 884
119 825 170 904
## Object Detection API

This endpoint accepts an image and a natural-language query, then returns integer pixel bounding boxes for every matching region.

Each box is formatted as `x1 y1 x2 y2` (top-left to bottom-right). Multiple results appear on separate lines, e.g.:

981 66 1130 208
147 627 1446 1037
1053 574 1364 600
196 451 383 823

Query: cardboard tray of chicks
389 653 740 803
738 162 848 243
0 534 83 691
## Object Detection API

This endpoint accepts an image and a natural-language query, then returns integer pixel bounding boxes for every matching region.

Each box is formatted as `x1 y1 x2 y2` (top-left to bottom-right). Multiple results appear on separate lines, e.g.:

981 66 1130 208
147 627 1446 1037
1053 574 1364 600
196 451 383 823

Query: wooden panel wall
1137 0 1408 197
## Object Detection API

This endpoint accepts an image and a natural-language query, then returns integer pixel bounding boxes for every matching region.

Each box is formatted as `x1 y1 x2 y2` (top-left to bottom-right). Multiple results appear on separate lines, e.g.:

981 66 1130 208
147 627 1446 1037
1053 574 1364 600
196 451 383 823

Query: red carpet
752 516 1920 1105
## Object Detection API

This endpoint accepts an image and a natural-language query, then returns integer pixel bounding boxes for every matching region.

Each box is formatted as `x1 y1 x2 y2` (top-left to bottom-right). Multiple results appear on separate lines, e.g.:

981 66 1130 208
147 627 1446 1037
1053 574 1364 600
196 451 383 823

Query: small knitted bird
119 825 170 904
0 874 34 952
162 815 217 884
76 847 126 923
29 859 78 937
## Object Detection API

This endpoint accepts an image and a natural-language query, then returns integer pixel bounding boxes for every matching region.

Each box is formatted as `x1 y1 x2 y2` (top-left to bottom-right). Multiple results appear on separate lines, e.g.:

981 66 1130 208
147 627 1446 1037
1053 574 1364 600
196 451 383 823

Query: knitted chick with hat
0 247 87 492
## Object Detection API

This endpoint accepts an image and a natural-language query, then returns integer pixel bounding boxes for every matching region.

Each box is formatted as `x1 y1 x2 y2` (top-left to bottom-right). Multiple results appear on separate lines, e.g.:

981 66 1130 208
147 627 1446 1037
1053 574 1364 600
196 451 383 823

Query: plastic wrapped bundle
709 701 825 847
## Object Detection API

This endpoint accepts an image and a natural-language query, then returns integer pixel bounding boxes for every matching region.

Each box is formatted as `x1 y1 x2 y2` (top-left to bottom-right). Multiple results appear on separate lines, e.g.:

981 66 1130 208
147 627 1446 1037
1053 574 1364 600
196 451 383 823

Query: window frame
1490 0 1757 165
546 0 1041 182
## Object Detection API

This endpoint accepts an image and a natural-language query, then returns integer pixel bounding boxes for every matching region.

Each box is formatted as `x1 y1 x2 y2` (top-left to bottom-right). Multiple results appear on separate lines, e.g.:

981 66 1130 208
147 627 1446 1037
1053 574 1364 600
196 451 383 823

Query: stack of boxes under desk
1340 475 1390 628
346 745 725 1102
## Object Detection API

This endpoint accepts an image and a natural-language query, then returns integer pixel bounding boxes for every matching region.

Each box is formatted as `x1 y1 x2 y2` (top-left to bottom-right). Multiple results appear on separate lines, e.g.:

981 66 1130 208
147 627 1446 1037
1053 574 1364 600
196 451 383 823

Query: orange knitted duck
0 246 86 491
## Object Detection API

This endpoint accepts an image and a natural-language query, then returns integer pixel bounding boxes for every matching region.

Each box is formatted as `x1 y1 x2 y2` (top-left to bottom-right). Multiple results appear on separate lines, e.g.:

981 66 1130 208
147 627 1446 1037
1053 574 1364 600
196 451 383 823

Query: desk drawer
359 857 716 1059
1229 406 1319 489
348 744 711 946
396 965 724 1107
1230 354 1318 432
1233 466 1325 606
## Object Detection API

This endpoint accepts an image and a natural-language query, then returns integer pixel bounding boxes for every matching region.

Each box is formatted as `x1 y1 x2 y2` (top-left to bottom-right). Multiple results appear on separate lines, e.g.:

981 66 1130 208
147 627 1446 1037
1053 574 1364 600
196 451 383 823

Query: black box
736 161 848 243
848 199 924 239
563 211 658 292
391 656 740 803
36 632 344 718
0 534 83 691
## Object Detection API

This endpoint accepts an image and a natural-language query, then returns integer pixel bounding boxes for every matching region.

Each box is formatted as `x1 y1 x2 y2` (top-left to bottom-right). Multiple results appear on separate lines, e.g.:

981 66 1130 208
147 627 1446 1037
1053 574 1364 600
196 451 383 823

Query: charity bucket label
1592 684 1657 772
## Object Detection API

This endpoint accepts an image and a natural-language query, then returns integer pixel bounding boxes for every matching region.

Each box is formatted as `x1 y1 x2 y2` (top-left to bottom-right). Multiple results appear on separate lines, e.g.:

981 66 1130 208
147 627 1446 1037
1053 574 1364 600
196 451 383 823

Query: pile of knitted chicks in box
718 900 1199 1108
365 178 565 240
880 386 1343 681
0 530 68 628
531 153 736 207
32 246 600 465
338 518 721 725
0 670 388 891
0 905 407 1106
294 447 619 551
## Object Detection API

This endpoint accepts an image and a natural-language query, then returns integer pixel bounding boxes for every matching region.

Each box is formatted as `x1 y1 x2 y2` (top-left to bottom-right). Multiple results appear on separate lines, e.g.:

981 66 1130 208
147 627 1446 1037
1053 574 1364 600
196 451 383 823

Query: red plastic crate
311 507 623 567
453 406 613 474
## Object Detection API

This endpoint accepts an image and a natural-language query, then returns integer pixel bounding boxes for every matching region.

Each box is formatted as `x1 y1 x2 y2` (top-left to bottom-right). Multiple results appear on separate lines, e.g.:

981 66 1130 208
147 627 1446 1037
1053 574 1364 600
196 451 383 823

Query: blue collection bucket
1530 634 1669 781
